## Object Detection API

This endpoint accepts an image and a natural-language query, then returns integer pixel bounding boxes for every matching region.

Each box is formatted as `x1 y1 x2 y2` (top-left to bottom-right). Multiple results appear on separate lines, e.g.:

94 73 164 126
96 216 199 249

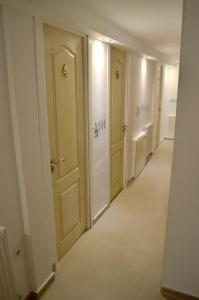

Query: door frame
123 51 132 187
157 65 163 145
109 46 131 192
33 17 92 262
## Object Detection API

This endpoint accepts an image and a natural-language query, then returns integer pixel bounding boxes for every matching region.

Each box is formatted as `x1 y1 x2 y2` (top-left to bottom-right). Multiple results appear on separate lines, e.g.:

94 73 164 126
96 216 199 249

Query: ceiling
76 0 183 63
3 0 183 63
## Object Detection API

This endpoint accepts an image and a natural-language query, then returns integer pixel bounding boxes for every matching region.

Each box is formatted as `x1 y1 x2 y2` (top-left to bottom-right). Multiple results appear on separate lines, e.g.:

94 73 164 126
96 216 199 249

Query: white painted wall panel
0 7 30 298
128 54 155 180
3 6 55 293
162 0 199 296
88 39 109 221
160 66 179 140
130 56 154 138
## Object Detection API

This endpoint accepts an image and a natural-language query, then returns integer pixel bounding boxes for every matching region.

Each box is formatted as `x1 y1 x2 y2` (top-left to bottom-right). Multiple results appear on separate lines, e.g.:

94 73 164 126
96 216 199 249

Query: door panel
43 25 86 259
111 150 122 186
54 47 78 177
111 60 123 145
110 47 126 201
60 182 80 238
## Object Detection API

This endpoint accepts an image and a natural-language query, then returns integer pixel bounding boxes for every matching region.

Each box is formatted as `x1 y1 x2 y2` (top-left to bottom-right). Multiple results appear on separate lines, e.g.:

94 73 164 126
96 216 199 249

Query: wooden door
153 66 163 148
43 25 86 259
110 47 126 201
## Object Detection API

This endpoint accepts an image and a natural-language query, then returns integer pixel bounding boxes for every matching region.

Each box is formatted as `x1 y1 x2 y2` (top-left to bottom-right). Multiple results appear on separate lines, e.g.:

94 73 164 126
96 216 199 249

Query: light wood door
110 47 126 201
43 25 86 259
153 66 163 148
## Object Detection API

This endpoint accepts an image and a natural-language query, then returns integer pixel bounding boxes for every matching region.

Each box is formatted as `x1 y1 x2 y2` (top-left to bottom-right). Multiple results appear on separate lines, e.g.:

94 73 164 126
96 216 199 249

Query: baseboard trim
92 204 109 226
127 177 135 187
146 152 153 163
26 273 55 299
161 287 199 300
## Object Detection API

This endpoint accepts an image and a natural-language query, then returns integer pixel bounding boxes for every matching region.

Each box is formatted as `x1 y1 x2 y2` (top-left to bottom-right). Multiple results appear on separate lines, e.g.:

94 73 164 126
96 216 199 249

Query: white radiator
145 122 153 157
132 131 147 178
0 227 17 300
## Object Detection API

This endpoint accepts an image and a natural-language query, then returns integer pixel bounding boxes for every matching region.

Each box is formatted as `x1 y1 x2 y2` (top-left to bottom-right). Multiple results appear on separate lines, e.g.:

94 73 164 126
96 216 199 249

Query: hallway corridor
42 140 173 300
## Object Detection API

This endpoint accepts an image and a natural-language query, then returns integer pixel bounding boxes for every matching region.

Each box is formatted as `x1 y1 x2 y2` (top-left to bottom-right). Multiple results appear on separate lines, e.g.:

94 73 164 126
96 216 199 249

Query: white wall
2 6 56 295
130 56 155 138
162 0 199 297
88 39 109 221
160 66 179 140
127 54 155 179
0 7 30 297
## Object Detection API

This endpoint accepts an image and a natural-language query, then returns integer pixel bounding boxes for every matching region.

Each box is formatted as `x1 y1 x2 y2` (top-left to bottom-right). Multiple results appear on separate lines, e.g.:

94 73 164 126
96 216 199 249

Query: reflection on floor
41 140 173 300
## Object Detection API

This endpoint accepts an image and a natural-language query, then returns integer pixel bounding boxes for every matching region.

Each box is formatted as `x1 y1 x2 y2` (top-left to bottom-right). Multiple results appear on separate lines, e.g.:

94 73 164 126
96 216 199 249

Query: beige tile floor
41 140 173 300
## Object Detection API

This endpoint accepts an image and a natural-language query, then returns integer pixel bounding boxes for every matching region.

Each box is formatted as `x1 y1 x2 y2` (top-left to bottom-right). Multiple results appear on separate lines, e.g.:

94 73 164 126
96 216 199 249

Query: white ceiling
77 0 183 63
3 0 183 63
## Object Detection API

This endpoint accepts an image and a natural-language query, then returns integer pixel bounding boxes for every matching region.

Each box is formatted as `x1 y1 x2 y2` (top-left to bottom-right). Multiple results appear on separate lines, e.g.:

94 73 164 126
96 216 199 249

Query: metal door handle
50 159 58 173
50 159 58 165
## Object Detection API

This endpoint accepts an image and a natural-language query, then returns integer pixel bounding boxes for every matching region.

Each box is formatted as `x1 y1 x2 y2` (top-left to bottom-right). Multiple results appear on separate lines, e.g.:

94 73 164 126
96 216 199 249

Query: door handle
50 159 58 165
50 159 58 173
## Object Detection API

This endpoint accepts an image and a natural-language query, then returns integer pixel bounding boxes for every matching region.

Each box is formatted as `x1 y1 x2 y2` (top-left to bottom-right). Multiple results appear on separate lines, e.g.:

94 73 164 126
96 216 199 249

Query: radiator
145 122 153 157
0 227 17 300
168 114 176 139
132 131 147 178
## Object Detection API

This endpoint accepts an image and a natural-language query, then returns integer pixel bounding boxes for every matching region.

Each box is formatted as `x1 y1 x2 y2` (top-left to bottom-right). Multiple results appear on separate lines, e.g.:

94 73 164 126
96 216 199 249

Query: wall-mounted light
144 55 157 61
93 40 105 72
141 58 147 81
103 38 113 43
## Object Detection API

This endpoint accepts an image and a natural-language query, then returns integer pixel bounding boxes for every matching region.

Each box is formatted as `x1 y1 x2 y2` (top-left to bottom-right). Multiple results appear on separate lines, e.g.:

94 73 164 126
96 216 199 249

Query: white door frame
109 47 131 191
123 51 132 187
33 18 92 262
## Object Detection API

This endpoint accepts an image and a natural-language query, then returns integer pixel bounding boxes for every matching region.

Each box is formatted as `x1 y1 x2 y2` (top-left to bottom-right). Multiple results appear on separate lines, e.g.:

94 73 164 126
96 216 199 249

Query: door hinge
122 125 128 132
52 263 57 272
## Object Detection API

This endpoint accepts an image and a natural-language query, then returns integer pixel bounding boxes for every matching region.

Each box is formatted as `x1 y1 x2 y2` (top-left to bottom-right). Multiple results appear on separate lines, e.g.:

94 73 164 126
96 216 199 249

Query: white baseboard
92 204 109 225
